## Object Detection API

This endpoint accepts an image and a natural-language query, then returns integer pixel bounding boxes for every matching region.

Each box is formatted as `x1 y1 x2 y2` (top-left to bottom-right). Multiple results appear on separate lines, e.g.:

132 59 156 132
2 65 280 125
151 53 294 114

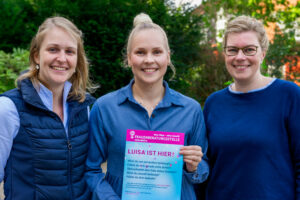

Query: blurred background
0 0 299 104
0 0 299 198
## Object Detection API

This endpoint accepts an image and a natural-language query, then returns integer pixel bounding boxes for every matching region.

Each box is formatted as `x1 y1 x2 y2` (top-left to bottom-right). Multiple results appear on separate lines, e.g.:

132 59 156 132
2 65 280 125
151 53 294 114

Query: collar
19 78 73 111
38 81 72 111
117 79 184 108
228 78 276 94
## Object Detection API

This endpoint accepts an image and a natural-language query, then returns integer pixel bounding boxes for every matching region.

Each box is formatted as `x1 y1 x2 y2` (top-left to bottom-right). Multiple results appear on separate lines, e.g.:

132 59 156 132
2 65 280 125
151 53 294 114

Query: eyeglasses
224 45 259 56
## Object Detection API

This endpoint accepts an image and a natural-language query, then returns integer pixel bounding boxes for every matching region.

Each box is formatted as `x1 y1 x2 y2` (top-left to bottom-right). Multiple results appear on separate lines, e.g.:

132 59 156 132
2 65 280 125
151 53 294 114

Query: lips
50 65 68 71
233 65 249 70
142 68 157 73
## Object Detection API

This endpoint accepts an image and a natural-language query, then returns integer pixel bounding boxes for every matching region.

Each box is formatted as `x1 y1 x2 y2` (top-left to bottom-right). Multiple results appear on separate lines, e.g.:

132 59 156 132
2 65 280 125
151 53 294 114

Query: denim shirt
85 80 209 200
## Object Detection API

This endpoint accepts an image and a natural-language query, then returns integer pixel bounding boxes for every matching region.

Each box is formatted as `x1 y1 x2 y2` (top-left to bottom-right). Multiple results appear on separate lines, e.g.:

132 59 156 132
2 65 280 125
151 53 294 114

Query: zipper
67 138 73 199
67 109 77 200
67 140 72 150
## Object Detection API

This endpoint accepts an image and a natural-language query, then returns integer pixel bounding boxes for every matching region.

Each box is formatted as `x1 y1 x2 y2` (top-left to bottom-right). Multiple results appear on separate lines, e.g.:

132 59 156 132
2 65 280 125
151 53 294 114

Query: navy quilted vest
2 79 95 200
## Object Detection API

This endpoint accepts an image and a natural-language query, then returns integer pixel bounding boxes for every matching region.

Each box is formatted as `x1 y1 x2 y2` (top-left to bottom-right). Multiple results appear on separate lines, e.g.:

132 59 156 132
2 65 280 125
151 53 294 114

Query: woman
0 17 95 199
85 13 209 200
203 15 300 199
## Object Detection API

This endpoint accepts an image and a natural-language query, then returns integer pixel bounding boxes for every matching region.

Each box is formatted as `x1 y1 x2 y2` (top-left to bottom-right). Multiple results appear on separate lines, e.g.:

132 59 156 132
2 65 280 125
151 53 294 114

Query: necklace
136 98 160 111
132 83 164 112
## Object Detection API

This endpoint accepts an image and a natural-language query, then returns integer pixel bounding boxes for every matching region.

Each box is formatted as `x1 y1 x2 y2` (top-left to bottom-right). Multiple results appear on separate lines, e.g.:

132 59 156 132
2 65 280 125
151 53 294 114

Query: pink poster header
126 129 185 145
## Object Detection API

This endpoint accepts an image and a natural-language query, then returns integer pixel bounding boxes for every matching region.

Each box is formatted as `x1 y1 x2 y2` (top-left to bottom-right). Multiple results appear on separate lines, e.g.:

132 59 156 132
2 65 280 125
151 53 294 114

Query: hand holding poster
122 129 185 200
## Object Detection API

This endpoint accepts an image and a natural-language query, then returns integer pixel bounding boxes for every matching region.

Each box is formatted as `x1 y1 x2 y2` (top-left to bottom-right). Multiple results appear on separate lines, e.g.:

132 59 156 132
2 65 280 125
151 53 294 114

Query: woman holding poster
85 13 209 200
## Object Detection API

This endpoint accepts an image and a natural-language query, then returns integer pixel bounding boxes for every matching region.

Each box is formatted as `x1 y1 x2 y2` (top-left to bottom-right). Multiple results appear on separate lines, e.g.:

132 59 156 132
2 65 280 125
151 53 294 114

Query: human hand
179 145 203 172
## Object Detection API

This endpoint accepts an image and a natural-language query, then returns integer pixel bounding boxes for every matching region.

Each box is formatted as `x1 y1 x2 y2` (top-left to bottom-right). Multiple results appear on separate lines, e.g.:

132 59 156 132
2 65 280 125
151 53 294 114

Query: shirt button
152 114 155 118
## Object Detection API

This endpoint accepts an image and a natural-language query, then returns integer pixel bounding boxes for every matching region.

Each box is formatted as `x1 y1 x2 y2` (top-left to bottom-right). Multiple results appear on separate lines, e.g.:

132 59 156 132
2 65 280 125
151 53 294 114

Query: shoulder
205 87 228 104
1 88 21 99
0 96 17 108
1 88 24 110
0 96 19 119
269 79 300 102
168 88 202 110
203 87 229 116
93 89 122 108
84 93 96 105
274 79 300 93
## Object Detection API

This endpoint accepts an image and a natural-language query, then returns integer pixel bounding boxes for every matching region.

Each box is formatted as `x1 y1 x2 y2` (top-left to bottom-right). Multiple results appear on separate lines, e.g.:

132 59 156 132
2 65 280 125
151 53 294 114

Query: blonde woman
85 13 209 200
0 17 95 199
203 16 300 199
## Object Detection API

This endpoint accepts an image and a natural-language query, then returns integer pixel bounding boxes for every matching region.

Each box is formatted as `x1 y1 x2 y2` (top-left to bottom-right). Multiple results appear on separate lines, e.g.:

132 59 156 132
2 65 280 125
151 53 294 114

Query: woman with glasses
202 15 300 199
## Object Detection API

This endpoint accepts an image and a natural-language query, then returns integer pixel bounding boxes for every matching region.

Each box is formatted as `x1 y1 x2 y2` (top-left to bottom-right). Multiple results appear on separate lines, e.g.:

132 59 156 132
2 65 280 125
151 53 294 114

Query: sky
173 0 202 7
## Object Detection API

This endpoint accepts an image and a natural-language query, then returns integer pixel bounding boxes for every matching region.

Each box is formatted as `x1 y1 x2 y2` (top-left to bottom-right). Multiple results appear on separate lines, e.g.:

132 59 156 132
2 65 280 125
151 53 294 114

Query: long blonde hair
18 16 96 102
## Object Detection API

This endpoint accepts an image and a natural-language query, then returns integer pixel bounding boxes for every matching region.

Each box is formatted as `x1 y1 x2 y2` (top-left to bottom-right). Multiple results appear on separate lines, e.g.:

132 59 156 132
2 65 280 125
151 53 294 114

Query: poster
121 129 185 200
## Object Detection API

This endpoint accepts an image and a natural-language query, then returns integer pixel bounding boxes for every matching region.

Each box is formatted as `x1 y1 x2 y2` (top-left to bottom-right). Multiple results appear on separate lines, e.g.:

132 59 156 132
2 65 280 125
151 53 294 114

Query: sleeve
87 106 90 120
183 104 209 184
85 101 120 200
0 97 20 182
287 85 300 199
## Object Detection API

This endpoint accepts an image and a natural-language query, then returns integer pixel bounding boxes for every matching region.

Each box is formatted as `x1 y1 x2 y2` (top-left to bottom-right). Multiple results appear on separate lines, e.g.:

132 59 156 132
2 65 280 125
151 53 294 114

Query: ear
260 50 266 63
34 51 40 65
167 51 171 65
127 54 132 67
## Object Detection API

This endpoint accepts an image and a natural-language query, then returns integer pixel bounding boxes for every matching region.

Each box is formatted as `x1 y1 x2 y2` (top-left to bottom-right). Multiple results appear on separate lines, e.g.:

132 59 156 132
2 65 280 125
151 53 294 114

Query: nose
145 53 154 63
57 51 67 62
235 49 246 60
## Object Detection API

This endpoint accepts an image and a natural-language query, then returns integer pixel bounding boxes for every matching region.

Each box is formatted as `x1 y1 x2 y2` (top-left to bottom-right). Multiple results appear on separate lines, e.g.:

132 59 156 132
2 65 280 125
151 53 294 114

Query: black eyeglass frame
223 45 259 56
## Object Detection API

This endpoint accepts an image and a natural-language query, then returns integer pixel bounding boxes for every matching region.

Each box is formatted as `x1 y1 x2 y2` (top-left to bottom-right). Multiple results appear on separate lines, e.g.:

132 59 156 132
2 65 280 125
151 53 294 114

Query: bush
0 48 29 93
0 0 207 101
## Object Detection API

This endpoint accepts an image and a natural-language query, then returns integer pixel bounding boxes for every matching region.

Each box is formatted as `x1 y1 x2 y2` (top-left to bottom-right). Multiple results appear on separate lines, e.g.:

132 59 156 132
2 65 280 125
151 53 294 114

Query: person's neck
52 86 64 122
232 74 273 93
43 82 64 121
132 80 165 117
38 78 65 121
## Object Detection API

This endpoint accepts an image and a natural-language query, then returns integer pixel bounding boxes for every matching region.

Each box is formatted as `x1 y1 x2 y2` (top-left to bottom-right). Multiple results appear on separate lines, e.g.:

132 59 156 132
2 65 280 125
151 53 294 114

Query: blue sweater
85 80 209 200
203 79 300 200
1 79 95 200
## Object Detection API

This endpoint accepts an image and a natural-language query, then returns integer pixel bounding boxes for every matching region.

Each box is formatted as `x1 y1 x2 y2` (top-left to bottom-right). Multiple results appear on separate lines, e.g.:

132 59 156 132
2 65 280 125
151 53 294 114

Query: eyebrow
46 43 77 49
226 45 257 48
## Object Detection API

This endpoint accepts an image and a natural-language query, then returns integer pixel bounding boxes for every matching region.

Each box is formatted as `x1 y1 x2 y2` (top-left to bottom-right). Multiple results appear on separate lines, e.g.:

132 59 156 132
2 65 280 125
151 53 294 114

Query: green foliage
266 28 299 78
0 0 299 103
0 0 206 99
0 48 29 93
201 0 300 84
0 0 36 51
181 44 231 105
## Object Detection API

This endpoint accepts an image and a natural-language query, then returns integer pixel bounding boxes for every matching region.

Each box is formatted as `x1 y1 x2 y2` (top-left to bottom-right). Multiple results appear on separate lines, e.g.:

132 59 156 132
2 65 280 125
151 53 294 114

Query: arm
87 106 90 120
288 87 300 199
0 97 20 182
181 104 209 184
85 101 120 200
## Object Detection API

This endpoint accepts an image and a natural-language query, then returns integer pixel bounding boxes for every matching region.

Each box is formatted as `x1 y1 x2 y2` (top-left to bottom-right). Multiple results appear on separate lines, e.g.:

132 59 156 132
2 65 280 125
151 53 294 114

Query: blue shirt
0 81 72 182
85 80 209 200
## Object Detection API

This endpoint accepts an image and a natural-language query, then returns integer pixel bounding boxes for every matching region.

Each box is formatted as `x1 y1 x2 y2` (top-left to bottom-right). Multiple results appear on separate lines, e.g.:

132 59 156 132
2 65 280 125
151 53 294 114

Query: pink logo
130 131 135 139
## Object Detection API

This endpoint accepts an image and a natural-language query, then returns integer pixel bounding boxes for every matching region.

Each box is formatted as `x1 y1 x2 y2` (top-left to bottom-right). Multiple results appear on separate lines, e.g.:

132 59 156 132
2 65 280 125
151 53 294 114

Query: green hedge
0 48 29 93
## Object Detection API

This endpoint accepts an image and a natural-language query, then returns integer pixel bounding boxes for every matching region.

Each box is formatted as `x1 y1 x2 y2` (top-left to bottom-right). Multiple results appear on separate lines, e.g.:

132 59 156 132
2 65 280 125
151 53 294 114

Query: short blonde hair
124 13 176 78
18 16 95 102
223 15 269 52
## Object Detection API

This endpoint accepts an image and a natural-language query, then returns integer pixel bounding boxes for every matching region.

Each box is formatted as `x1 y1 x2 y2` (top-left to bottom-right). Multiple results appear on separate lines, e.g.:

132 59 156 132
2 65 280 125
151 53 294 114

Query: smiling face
128 29 170 87
34 27 78 90
224 31 266 84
